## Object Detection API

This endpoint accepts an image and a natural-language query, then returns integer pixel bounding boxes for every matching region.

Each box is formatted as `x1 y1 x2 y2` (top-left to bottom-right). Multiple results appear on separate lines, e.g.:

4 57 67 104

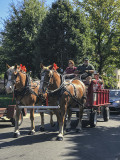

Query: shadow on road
62 114 120 160
0 122 58 148
1 114 120 160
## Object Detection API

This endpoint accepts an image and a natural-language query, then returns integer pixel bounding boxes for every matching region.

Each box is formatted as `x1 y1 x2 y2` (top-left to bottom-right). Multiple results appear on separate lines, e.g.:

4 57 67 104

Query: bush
0 94 16 108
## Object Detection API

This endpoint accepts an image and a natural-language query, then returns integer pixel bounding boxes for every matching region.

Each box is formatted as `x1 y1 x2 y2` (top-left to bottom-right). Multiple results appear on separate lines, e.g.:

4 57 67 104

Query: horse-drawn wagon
4 63 110 140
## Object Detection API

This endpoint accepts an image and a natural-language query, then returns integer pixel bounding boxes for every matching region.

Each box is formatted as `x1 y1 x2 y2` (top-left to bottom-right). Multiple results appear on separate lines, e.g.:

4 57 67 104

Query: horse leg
40 112 45 131
76 105 83 132
13 105 21 138
50 111 55 127
66 108 72 132
28 108 35 135
56 105 67 141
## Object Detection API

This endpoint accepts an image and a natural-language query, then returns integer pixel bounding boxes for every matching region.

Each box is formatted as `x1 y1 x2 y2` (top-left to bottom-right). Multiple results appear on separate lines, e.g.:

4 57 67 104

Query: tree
74 0 120 74
0 46 8 75
34 0 93 71
1 0 47 74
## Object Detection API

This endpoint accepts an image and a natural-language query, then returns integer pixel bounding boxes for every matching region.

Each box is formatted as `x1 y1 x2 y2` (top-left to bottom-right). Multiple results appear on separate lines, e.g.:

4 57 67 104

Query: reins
48 81 84 106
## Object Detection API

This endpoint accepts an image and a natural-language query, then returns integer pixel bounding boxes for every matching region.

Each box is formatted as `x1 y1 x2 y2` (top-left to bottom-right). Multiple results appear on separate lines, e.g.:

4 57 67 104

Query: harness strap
47 81 83 106
63 86 83 106
69 81 77 97
14 74 41 103
46 93 48 106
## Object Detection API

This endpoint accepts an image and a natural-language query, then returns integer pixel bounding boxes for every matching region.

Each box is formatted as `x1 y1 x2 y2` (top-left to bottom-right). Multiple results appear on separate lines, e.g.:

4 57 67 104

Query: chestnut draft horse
5 64 54 138
39 64 86 141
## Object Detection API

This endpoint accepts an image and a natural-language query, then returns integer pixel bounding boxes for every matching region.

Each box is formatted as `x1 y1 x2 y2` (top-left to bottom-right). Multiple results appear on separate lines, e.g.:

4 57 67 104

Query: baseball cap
84 57 89 61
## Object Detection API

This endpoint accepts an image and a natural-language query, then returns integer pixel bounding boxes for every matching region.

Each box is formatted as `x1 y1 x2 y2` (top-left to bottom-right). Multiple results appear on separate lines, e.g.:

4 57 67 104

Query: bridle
5 69 26 90
40 69 56 93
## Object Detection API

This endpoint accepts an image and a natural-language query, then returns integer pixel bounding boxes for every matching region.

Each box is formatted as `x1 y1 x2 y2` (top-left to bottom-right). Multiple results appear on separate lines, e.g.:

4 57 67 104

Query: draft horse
39 64 86 141
5 64 54 137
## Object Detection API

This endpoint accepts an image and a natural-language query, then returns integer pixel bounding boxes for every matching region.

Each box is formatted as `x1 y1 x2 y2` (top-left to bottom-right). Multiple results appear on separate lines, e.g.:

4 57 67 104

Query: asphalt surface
1 113 120 160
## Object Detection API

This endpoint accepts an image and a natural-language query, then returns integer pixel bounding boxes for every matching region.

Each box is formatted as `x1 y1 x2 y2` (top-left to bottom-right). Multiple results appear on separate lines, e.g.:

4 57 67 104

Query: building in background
114 68 120 89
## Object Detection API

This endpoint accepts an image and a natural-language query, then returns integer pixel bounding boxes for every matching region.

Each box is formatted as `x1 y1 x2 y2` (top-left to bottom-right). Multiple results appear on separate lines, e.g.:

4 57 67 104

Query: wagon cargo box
7 105 16 119
0 108 7 117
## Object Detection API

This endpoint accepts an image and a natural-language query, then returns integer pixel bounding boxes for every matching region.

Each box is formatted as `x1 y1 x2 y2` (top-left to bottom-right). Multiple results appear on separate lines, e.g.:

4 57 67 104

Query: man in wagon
75 57 95 85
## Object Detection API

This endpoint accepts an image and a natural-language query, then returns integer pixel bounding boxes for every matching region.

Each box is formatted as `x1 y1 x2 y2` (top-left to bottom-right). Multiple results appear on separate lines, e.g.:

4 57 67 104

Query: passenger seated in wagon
93 71 104 90
74 57 95 85
63 60 77 79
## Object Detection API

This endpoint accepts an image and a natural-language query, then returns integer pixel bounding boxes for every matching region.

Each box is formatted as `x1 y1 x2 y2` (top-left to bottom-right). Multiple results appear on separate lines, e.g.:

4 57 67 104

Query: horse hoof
13 132 20 138
66 128 71 132
40 127 45 132
56 137 63 141
51 123 55 127
28 131 35 135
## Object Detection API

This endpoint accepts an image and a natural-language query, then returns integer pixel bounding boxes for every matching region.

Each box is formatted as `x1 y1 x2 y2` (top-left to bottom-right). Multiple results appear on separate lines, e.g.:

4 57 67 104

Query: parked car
109 89 120 112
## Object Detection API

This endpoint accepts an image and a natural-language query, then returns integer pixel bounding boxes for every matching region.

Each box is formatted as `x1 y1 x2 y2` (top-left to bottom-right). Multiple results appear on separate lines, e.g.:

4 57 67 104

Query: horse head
5 64 27 94
39 63 60 93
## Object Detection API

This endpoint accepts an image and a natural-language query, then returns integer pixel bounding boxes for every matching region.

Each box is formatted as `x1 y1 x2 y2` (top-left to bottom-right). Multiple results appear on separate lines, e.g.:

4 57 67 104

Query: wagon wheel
103 106 110 122
89 110 97 128
10 111 23 126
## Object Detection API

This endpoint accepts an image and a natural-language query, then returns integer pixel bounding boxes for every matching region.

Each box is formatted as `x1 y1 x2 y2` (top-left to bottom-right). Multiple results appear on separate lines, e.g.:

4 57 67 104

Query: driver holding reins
75 57 95 85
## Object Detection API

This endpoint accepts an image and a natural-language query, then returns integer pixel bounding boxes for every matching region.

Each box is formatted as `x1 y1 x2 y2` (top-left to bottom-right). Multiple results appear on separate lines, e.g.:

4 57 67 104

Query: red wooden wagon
71 79 110 127
85 80 110 127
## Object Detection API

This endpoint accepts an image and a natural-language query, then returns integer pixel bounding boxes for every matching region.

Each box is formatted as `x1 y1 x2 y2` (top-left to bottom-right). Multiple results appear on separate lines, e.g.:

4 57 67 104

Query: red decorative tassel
46 93 48 106
52 63 59 70
19 64 27 72
12 92 14 102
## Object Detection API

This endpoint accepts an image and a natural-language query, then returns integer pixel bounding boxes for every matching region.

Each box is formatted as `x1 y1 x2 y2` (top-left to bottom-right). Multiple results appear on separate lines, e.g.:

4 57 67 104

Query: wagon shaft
18 105 60 109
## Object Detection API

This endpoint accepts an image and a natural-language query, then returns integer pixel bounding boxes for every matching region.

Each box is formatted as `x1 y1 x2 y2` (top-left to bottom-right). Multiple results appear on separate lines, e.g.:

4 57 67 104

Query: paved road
0 113 120 160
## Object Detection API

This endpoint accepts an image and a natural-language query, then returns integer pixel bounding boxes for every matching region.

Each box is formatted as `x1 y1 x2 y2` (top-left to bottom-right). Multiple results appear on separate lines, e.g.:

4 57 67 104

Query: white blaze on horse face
5 66 15 94
5 76 13 93
39 73 45 93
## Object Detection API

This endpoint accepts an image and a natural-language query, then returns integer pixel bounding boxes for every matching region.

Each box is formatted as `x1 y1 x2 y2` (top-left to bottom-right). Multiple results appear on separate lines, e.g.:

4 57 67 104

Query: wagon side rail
86 80 110 108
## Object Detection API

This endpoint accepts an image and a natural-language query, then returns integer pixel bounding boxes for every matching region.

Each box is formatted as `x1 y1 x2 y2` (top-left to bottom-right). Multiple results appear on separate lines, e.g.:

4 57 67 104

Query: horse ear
14 64 18 69
40 63 44 69
6 64 10 69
